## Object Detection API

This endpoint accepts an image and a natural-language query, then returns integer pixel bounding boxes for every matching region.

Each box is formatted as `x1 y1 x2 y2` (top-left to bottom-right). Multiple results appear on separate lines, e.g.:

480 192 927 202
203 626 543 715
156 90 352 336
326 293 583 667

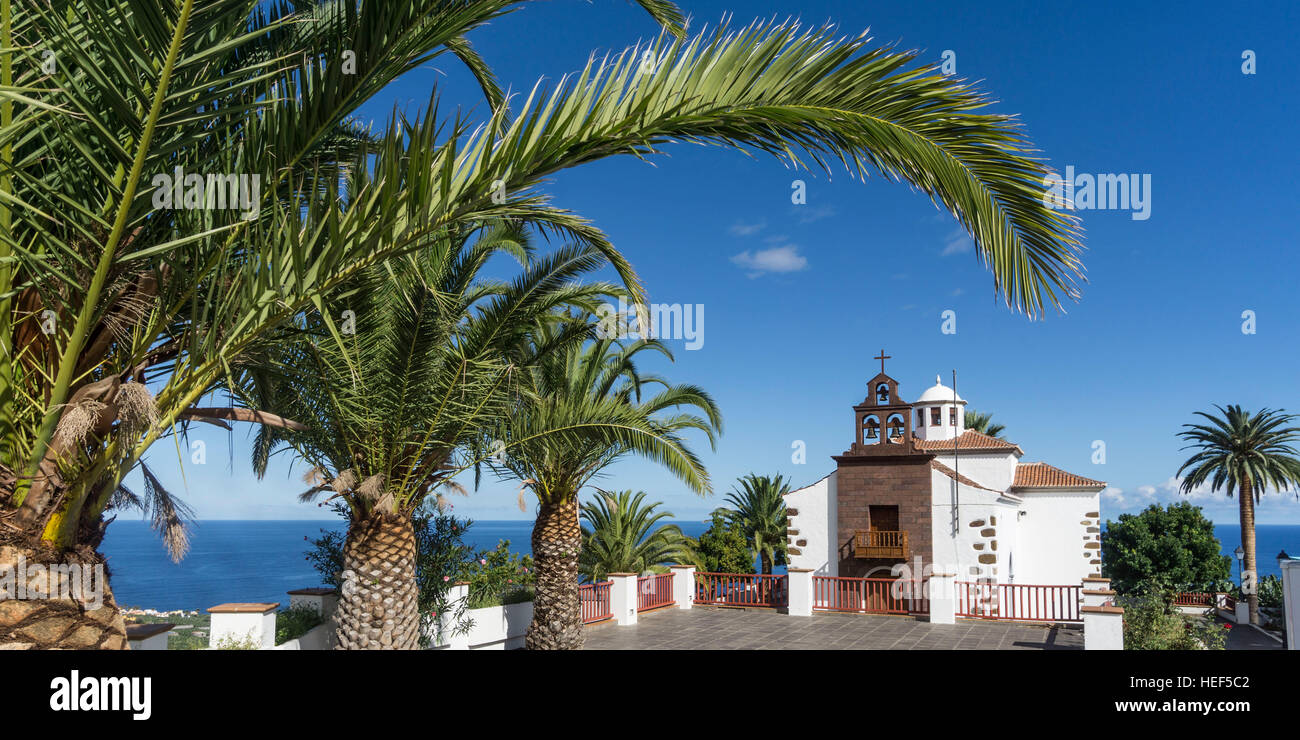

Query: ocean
100 519 1298 611
101 518 709 611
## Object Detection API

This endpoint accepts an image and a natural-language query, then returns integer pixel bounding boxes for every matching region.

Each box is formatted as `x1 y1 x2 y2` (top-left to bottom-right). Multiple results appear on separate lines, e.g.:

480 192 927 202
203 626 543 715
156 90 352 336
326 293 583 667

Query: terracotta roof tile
915 430 1023 455
1012 462 1105 489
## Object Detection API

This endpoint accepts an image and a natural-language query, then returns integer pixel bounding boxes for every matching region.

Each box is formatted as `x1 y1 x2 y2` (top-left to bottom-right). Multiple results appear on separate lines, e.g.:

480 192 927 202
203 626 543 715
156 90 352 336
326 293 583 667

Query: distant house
785 361 1104 586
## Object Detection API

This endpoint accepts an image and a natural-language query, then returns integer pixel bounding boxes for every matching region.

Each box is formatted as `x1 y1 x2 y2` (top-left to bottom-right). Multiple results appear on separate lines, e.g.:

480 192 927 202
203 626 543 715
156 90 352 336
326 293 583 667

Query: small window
930 408 941 426
950 407 958 426
917 410 925 427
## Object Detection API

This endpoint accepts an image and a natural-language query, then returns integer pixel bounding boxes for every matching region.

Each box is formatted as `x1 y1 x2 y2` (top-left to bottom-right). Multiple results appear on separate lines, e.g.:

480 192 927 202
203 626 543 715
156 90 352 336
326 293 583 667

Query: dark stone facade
833 370 935 578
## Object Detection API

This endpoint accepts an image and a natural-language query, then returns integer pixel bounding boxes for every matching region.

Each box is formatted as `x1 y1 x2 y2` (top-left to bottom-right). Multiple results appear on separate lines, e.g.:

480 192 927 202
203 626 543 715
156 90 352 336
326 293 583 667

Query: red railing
812 576 928 615
1175 592 1235 610
694 572 788 608
637 573 675 612
1173 592 1216 607
579 581 613 624
956 581 1081 623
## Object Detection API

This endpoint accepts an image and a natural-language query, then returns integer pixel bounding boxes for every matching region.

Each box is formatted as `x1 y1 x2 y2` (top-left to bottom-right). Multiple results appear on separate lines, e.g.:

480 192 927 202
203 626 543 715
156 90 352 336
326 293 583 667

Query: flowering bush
460 540 535 608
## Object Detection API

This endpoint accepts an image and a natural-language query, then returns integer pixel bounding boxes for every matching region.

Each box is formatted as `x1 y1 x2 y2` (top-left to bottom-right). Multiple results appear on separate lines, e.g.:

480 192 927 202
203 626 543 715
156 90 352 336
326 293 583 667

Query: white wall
429 601 533 650
270 621 336 650
930 470 1019 580
930 452 1019 492
784 472 837 576
1014 489 1100 585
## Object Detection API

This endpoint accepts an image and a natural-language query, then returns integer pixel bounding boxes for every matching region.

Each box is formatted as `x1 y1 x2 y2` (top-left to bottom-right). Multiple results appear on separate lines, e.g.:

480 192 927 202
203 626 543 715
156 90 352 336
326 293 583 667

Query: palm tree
1176 405 1300 625
484 330 722 649
579 490 693 582
964 410 1006 438
719 474 791 575
4 3 1088 648
237 226 618 649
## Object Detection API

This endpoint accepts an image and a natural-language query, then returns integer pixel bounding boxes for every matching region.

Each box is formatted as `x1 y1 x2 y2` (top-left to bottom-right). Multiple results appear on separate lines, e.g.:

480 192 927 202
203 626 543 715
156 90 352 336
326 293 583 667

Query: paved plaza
582 606 1084 650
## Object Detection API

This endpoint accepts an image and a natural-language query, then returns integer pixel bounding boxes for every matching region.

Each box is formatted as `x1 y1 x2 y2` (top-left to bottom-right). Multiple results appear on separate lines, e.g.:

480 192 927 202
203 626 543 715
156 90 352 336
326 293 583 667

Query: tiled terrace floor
582 606 1083 650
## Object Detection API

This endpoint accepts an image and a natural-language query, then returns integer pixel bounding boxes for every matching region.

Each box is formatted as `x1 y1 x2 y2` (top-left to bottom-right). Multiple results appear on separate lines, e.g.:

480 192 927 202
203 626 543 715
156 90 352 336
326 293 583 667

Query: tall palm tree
238 226 619 649
719 473 791 575
484 331 722 649
964 410 1006 438
579 489 692 582
1176 405 1300 625
4 3 1088 648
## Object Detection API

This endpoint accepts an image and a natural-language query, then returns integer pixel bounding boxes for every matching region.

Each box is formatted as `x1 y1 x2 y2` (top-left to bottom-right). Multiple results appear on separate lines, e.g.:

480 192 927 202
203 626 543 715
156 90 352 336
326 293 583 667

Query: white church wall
930 452 1019 492
929 471 1018 581
783 472 837 576
1014 490 1101 585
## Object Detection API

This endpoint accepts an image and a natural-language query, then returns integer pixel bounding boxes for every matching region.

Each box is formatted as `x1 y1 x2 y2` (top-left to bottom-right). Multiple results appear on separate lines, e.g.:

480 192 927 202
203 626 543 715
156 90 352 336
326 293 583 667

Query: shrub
1121 590 1228 650
275 604 325 645
459 540 535 609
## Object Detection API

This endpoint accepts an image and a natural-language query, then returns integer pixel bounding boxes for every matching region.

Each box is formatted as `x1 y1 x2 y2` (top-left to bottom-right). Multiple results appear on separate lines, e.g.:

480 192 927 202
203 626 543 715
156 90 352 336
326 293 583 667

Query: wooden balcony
853 529 908 559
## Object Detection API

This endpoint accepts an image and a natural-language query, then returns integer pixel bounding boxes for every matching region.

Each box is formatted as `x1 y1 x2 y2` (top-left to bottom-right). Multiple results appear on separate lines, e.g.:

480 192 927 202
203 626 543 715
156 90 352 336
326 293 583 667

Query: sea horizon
101 519 1300 612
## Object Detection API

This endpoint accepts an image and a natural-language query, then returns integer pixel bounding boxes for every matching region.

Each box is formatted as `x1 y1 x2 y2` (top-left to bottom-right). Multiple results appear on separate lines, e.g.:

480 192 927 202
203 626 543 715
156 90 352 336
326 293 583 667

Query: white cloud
796 205 837 224
940 227 973 256
731 245 808 277
728 219 766 236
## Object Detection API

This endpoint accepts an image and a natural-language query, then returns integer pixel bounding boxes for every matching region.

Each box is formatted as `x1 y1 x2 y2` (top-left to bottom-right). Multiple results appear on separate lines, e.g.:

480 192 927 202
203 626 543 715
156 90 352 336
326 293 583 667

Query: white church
784 358 1105 587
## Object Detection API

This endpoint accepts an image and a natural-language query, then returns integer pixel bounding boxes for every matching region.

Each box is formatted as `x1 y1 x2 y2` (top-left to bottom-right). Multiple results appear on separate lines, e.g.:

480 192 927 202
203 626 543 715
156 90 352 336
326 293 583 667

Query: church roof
915 430 1023 455
1012 462 1106 490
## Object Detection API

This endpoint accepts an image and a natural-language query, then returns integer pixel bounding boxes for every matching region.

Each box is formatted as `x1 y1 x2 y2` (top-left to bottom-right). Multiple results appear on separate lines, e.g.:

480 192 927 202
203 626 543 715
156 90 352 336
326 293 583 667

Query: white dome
915 375 965 404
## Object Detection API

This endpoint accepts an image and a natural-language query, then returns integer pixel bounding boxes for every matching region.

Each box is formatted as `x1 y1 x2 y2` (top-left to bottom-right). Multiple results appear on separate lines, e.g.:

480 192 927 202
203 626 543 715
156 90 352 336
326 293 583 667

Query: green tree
483 330 722 649
964 410 1006 438
1176 405 1300 624
685 511 756 575
4 1 1089 648
246 231 616 649
1100 502 1231 595
719 473 791 575
579 490 691 582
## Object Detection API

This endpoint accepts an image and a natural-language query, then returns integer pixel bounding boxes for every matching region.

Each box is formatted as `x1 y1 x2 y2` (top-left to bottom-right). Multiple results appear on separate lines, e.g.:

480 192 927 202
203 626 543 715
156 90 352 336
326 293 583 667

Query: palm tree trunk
527 496 583 650
1239 478 1259 625
334 512 419 649
0 544 128 649
760 550 772 576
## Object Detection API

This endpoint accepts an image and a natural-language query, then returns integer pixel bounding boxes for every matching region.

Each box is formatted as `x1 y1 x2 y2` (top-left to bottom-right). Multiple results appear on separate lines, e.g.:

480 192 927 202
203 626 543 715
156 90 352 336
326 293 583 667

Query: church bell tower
841 350 921 457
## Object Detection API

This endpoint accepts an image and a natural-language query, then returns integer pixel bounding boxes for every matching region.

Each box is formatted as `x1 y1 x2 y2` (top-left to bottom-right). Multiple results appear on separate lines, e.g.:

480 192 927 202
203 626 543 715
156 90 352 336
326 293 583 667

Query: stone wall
834 455 933 577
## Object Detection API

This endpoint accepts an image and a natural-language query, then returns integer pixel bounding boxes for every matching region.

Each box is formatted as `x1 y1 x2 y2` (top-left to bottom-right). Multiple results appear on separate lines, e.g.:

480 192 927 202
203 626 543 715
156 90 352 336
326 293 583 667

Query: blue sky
131 1 1300 529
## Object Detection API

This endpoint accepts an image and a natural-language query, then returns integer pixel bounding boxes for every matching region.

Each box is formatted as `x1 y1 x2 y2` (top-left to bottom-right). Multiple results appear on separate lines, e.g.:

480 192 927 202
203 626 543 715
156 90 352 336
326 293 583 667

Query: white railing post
1280 553 1298 649
1082 605 1124 650
1080 577 1115 609
207 603 278 649
669 565 695 610
608 573 639 626
786 568 813 616
125 623 173 651
929 571 957 625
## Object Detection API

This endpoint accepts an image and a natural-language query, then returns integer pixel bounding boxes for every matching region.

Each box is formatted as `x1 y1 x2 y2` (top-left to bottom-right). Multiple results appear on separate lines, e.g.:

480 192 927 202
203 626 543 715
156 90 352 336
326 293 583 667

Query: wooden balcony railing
853 529 908 559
